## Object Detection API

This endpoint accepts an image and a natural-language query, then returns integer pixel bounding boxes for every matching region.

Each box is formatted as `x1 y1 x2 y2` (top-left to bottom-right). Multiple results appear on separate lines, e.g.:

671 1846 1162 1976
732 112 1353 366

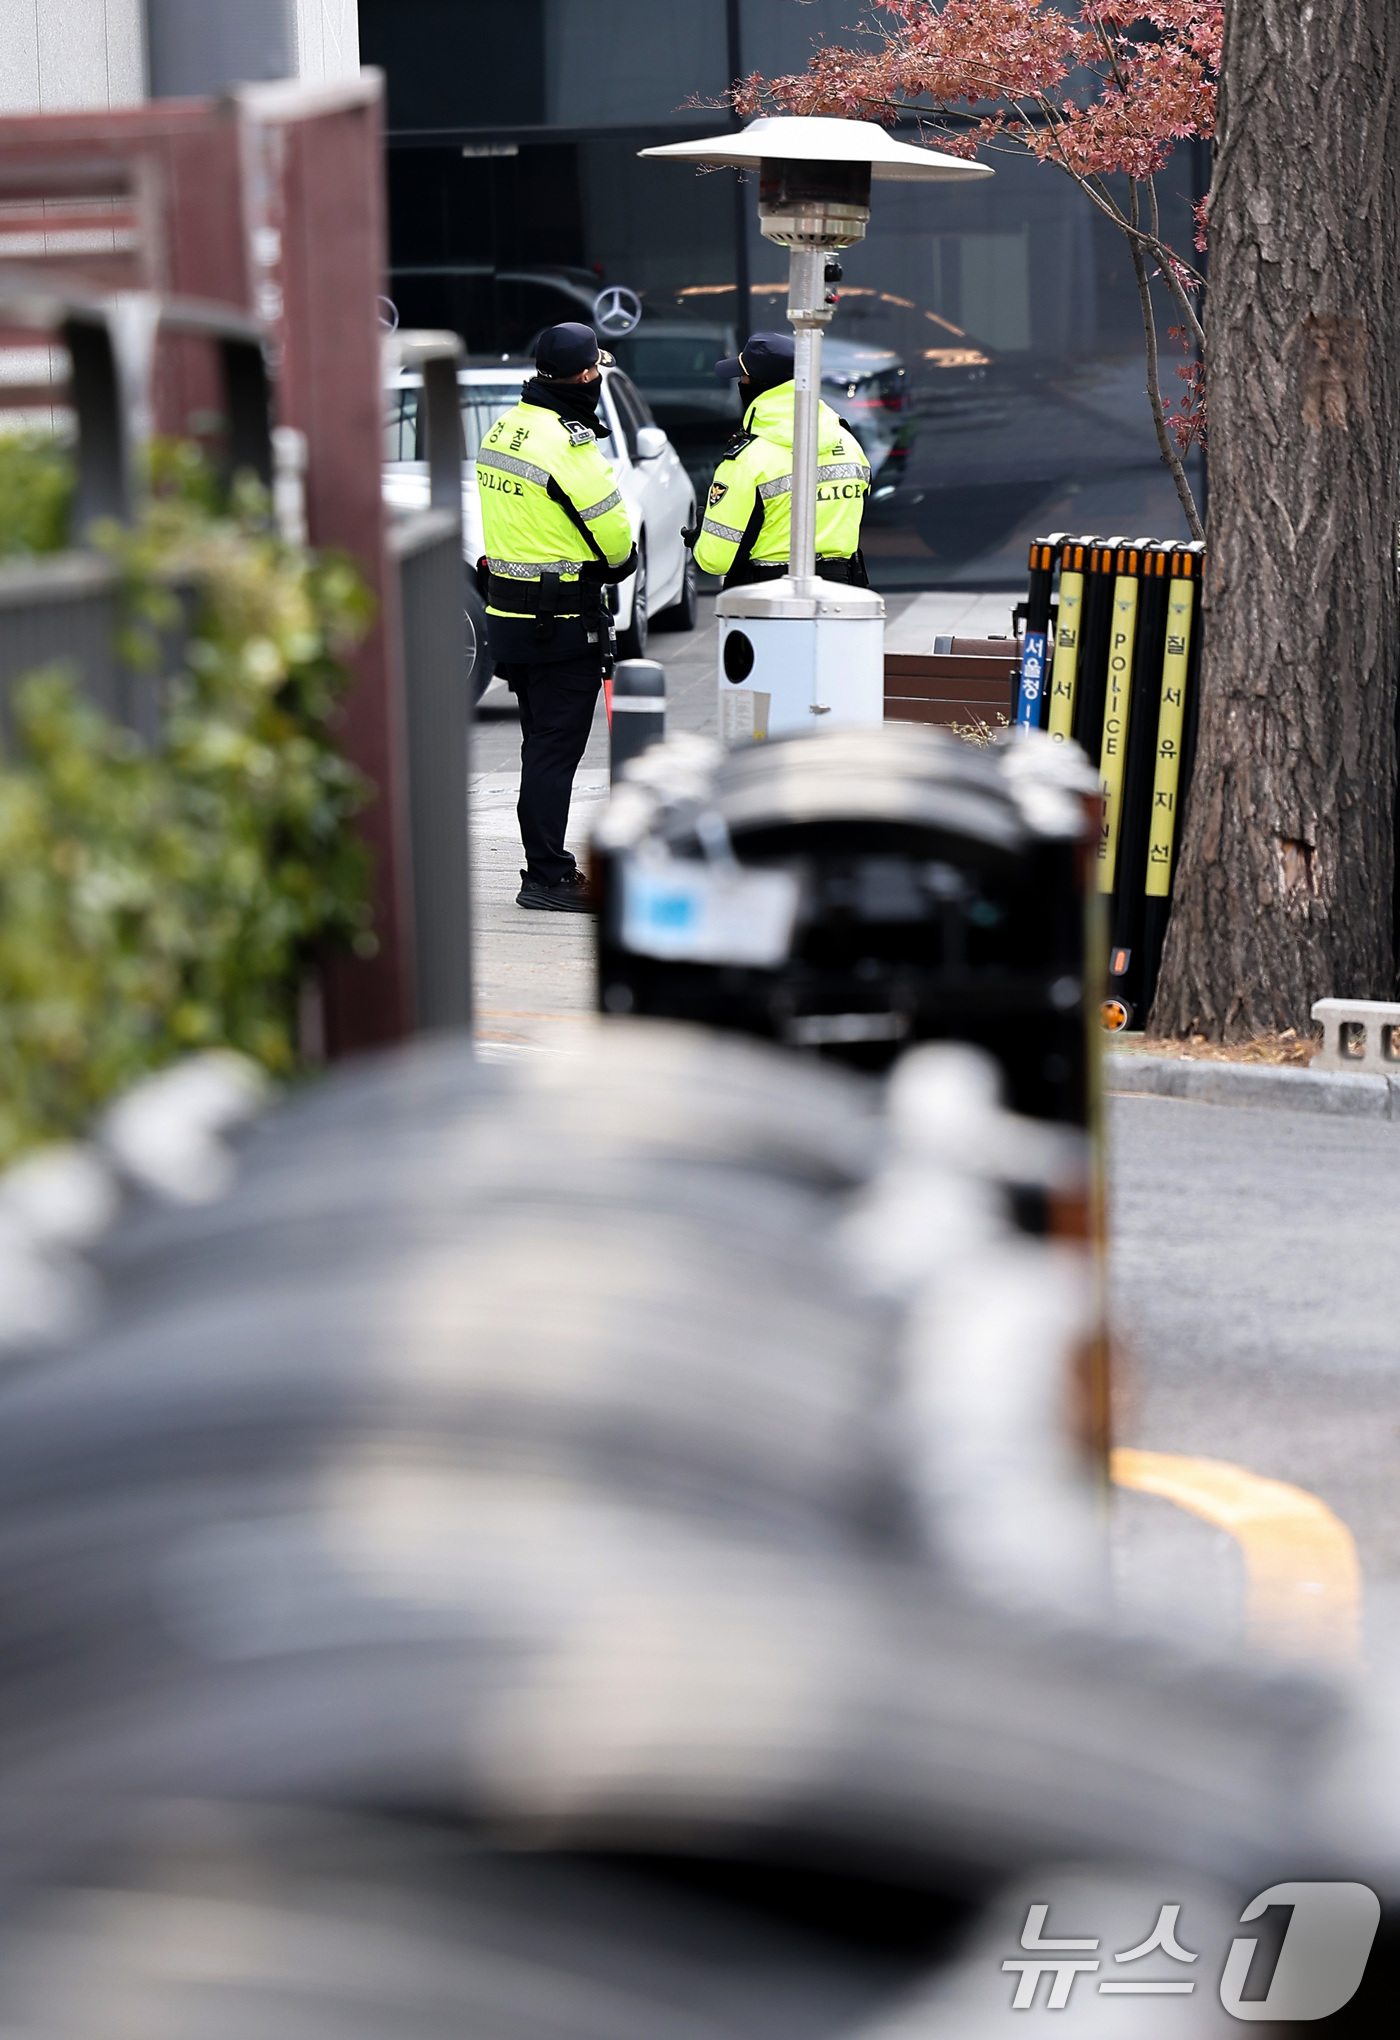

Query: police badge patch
708 481 728 507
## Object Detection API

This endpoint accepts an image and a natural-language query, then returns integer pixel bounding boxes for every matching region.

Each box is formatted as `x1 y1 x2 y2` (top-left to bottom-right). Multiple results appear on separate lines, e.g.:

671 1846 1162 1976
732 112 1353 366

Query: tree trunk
1150 0 1400 1040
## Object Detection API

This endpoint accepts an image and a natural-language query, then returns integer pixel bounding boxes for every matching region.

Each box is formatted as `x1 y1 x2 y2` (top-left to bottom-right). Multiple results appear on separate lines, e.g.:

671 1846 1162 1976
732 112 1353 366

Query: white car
384 362 698 699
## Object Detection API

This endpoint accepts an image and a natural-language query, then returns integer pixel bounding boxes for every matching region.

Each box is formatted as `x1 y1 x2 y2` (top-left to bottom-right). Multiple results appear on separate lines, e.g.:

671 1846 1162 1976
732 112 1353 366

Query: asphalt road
1109 1092 1400 1614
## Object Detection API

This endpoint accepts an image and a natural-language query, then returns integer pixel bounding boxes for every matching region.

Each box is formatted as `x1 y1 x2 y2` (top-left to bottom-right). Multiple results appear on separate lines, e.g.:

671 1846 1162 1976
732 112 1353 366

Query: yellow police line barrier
1095 549 1142 895
1137 548 1203 1000
1145 564 1195 897
1018 536 1205 1023
1045 544 1084 742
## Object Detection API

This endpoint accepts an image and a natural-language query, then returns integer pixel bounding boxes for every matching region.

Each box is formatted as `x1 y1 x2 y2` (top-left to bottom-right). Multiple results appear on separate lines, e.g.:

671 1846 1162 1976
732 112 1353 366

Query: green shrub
0 448 373 1167
0 430 74 559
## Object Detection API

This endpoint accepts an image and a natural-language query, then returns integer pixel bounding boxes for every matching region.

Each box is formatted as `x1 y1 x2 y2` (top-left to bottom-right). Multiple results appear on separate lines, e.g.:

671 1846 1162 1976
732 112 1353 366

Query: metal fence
386 330 472 1033
0 279 268 740
0 292 475 1042
0 553 131 740
392 508 472 1030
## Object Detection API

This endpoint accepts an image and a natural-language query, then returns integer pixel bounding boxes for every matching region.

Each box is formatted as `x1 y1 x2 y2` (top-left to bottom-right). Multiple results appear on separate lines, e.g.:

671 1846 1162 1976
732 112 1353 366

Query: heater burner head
757 158 872 249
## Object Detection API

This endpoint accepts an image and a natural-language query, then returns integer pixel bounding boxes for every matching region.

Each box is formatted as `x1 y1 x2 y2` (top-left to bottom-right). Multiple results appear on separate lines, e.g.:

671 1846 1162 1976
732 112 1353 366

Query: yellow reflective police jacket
477 391 635 617
693 384 871 582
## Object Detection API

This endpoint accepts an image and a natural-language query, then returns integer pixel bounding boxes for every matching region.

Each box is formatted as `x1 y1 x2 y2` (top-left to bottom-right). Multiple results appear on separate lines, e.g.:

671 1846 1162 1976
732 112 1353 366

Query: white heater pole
786 245 828 598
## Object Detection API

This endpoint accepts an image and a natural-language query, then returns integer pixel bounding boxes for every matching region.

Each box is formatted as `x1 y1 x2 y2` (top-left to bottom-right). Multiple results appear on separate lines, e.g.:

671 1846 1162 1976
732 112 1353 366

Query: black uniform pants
500 652 602 884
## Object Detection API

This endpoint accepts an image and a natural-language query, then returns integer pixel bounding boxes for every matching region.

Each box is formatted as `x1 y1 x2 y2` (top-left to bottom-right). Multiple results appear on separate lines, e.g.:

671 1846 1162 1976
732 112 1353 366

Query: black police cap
536 322 603 378
715 332 795 387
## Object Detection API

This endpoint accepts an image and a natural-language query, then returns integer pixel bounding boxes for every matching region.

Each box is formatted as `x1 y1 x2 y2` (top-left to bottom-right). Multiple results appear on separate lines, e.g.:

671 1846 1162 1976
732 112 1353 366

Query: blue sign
1016 630 1047 731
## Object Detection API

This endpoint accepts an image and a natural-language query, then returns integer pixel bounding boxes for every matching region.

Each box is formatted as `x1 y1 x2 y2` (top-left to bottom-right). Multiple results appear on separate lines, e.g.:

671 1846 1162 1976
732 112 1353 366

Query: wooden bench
884 637 1020 731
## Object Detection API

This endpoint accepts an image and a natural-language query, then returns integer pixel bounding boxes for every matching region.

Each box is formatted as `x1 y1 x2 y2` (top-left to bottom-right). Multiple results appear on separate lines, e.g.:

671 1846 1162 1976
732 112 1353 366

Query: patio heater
640 116 990 742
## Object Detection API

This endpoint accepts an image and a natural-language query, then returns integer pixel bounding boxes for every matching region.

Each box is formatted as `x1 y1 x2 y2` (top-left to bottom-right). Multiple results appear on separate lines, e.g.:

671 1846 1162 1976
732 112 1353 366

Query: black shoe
516 868 595 914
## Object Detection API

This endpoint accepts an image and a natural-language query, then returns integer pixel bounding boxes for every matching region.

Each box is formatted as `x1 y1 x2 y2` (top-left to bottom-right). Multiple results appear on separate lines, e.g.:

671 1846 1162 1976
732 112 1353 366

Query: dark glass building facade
359 0 1204 587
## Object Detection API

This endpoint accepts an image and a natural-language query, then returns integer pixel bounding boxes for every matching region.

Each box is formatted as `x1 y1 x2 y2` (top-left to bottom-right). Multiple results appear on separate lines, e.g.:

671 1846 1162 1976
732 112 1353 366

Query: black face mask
521 373 607 433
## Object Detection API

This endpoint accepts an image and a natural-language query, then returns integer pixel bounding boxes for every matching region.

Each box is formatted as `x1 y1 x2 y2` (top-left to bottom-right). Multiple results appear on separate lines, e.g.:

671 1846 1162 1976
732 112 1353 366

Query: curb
1105 1052 1400 1121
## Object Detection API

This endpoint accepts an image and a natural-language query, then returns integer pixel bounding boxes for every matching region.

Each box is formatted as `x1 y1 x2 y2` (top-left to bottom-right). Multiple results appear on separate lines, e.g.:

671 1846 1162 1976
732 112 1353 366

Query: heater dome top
639 115 993 183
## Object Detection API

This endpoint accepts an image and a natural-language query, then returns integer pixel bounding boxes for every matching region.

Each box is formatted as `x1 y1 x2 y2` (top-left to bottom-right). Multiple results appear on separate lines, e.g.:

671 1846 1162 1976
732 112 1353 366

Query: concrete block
1311 997 1400 1074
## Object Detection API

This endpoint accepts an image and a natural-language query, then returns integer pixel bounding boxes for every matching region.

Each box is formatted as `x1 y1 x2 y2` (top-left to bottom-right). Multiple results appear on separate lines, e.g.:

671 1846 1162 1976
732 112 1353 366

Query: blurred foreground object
0 1052 268 1354
0 1024 1390 2030
594 726 1109 1464
593 725 1098 1124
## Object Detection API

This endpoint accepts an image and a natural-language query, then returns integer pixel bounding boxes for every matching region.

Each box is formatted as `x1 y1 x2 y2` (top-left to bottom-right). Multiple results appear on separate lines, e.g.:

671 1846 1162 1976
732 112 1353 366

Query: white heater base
716 578 885 743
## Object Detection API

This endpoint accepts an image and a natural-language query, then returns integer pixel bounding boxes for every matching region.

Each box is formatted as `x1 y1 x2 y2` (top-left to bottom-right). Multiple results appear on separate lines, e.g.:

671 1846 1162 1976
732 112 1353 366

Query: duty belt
727 555 869 590
481 563 609 618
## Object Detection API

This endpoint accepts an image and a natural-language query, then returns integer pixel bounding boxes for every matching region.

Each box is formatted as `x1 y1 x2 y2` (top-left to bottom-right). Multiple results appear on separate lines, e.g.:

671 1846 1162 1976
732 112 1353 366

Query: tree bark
1150 0 1400 1040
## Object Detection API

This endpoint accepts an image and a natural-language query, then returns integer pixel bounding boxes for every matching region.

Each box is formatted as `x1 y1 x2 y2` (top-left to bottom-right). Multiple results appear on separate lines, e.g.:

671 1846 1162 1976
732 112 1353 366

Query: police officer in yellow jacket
478 322 637 913
692 333 871 589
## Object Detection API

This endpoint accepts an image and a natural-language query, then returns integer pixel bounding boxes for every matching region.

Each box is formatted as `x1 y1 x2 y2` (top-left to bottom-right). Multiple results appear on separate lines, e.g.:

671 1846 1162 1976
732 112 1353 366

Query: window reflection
366 0 1205 587
383 382 528 466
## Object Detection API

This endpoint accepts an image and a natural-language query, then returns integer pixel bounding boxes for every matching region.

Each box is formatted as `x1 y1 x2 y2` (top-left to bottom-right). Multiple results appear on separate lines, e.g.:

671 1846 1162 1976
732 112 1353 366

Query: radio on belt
640 118 991 742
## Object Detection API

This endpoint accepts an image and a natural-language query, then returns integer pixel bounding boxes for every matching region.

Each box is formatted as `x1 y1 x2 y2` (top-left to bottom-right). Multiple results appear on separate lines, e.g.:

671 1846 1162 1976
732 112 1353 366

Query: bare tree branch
1128 178 1204 537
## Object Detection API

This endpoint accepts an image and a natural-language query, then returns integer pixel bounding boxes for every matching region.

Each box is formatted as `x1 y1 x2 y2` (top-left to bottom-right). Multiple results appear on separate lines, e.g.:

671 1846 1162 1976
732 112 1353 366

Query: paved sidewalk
470 591 918 1039
884 589 1022 651
470 768 607 1024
